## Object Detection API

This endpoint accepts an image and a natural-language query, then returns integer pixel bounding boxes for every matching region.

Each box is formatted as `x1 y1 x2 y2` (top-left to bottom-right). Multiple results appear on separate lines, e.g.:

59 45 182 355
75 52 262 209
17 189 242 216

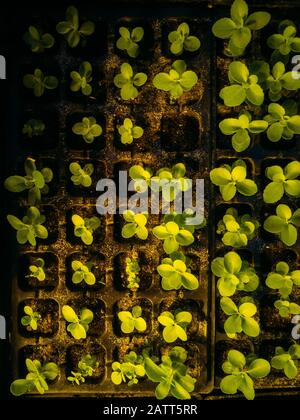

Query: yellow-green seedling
220 350 270 400
264 204 300 246
10 359 59 396
264 62 300 102
23 25 54 53
129 165 153 192
125 257 141 290
118 306 147 334
266 261 300 299
267 20 300 63
274 300 300 318
62 305 93 340
7 206 48 246
71 260 96 286
70 61 93 96
4 158 53 205
219 111 268 152
212 0 270 57
26 258 46 282
153 60 198 102
116 27 144 58
23 69 58 97
111 351 145 386
22 119 45 138
212 251 259 297
168 22 201 55
217 207 260 248
72 116 102 144
264 102 300 142
21 306 41 331
271 344 300 379
121 210 149 240
210 159 257 201
118 118 144 145
263 161 300 203
144 346 196 400
153 219 194 254
114 63 147 100
158 311 192 343
220 61 264 107
68 354 99 385
69 162 94 188
56 5 95 48
72 214 101 245
151 164 192 202
221 297 260 338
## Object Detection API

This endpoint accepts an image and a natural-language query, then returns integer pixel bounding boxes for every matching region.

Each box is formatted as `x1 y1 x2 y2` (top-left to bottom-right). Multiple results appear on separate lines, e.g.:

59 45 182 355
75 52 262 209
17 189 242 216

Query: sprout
267 20 300 63
71 214 101 245
116 27 144 58
72 117 103 144
168 22 201 55
157 253 199 291
264 102 300 142
117 305 147 334
264 204 300 246
111 352 145 386
121 210 149 240
265 62 300 101
114 63 147 100
68 355 99 385
23 68 58 97
125 257 141 290
22 119 45 138
62 305 94 340
271 345 300 379
266 261 300 299
71 260 96 285
153 219 194 254
21 306 41 331
23 25 54 53
129 165 153 192
274 300 300 318
220 297 260 337
69 162 94 188
70 61 93 96
26 258 46 282
263 161 300 203
158 310 192 343
118 118 144 145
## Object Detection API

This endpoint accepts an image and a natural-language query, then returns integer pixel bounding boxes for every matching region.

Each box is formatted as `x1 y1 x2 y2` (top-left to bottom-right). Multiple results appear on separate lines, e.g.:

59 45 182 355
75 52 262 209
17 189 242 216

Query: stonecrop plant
158 310 192 343
153 60 198 102
26 257 46 282
264 204 300 246
70 61 93 96
210 159 257 201
114 63 147 100
121 211 149 240
62 305 94 340
266 261 300 299
168 23 201 55
69 162 94 188
72 116 103 144
267 20 300 63
7 206 48 246
118 305 147 334
68 354 99 385
219 111 268 152
263 161 300 204
274 299 300 318
111 352 145 386
212 251 259 297
72 214 101 245
23 69 58 97
10 359 59 397
21 306 41 331
4 157 53 205
217 208 260 248
116 27 144 58
212 0 271 57
23 26 54 53
118 118 144 145
271 344 300 379
220 350 270 400
71 260 96 286
125 257 141 290
22 119 45 138
56 5 95 48
263 102 300 142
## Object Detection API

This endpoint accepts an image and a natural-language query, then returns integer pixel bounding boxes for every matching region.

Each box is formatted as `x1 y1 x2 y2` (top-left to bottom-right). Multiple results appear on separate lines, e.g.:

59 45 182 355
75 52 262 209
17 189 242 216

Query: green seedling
274 300 300 318
264 204 300 246
116 27 144 58
23 26 54 53
71 260 96 286
118 118 144 145
158 311 192 343
121 210 149 240
168 22 201 55
72 117 103 144
267 20 300 63
271 344 300 379
266 261 300 299
56 5 95 48
157 254 199 291
217 207 260 248
69 162 94 188
21 306 41 331
72 214 101 245
219 111 268 152
144 346 196 400
26 258 46 282
212 0 271 57
70 61 93 96
153 219 194 254
210 159 257 201
23 69 58 97
118 305 147 334
264 102 300 142
221 297 260 338
62 305 93 340
7 206 48 246
125 257 141 290
220 350 270 400
220 61 264 107
114 63 147 100
212 251 259 297
68 354 99 385
10 359 59 397
153 60 198 102
263 161 300 203
129 165 153 192
111 351 145 386
22 119 45 138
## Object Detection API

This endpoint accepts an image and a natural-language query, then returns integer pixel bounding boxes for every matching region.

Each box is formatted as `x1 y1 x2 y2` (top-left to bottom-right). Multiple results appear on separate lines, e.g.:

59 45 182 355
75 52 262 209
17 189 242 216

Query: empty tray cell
161 112 201 152
18 298 59 337
18 251 59 290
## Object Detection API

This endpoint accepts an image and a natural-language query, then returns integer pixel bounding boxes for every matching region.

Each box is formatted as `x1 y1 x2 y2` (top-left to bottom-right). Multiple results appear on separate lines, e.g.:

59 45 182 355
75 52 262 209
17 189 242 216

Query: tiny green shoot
70 61 93 96
264 204 300 246
72 117 103 144
71 214 101 245
118 118 144 145
21 306 41 331
118 305 147 334
62 305 94 340
168 23 201 55
69 162 94 188
158 310 192 343
23 26 54 53
116 27 144 58
23 69 58 97
114 63 147 100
